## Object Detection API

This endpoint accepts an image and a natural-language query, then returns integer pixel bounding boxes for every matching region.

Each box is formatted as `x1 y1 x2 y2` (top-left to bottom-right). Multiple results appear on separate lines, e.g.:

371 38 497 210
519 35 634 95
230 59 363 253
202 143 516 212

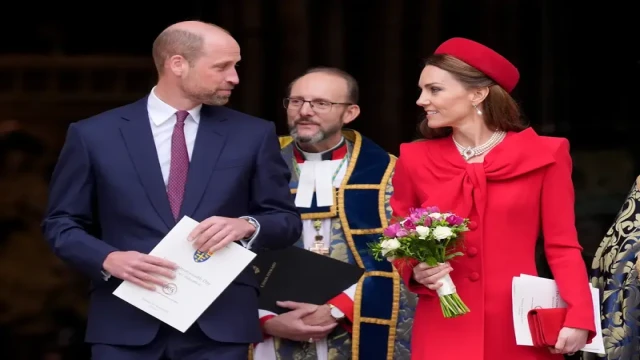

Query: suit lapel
119 97 175 229
180 105 228 218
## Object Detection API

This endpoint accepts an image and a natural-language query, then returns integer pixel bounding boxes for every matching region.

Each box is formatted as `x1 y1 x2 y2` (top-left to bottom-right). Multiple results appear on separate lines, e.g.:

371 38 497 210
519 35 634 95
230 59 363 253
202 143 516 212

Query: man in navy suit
42 21 302 360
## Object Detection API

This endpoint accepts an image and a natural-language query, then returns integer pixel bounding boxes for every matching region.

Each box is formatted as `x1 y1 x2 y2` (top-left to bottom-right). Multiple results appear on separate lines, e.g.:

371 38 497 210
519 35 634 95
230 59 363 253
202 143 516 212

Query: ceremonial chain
293 154 350 255
453 131 506 161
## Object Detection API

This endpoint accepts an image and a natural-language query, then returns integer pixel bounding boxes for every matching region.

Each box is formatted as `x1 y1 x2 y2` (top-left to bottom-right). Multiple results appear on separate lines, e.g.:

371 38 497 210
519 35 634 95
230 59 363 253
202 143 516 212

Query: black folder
251 246 365 314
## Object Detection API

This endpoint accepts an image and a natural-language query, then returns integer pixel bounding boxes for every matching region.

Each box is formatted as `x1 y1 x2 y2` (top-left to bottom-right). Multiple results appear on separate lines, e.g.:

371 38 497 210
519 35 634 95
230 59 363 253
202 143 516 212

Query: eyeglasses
283 98 353 113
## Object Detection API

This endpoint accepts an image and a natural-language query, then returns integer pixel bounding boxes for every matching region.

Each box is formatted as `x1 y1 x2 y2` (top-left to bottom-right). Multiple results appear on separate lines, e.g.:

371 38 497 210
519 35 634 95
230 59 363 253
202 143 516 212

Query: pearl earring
473 103 482 116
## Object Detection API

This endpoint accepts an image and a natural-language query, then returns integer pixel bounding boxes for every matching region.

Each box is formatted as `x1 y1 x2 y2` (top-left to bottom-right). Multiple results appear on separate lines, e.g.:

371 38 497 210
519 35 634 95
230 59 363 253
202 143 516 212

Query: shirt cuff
239 216 260 250
101 270 111 282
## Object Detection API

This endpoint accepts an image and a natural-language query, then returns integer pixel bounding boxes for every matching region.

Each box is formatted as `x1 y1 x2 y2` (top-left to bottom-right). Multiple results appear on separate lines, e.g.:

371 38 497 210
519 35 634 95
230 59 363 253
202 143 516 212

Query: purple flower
383 223 401 238
425 206 440 214
408 213 419 223
422 215 432 227
410 208 428 217
409 208 426 223
446 214 464 226
396 229 409 237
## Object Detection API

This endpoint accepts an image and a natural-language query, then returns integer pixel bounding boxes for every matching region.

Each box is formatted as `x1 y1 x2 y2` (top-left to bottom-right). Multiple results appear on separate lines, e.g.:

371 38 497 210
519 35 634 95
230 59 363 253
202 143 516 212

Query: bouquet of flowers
370 206 471 318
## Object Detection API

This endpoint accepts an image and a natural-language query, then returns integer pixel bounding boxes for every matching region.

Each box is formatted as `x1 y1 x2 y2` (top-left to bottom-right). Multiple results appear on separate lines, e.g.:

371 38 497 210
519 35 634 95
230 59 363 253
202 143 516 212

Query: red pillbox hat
434 37 520 93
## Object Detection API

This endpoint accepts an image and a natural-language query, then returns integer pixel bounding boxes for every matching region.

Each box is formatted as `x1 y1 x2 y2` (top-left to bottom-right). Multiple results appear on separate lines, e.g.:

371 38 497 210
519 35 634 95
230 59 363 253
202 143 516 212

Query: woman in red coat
391 38 596 360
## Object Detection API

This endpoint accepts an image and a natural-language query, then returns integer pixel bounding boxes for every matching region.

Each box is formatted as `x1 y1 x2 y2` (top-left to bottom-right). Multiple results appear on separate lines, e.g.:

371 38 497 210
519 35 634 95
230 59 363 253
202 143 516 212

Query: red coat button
467 247 478 257
468 221 478 230
469 272 480 281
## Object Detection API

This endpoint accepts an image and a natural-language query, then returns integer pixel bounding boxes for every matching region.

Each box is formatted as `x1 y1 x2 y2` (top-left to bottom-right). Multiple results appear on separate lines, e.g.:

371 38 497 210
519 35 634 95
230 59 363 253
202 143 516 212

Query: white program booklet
512 274 605 354
113 216 257 332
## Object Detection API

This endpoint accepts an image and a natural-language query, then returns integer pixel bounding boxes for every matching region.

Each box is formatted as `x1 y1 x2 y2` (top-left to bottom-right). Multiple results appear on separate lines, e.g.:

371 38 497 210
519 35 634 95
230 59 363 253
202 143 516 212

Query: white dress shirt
100 88 258 281
147 87 202 185
146 87 260 246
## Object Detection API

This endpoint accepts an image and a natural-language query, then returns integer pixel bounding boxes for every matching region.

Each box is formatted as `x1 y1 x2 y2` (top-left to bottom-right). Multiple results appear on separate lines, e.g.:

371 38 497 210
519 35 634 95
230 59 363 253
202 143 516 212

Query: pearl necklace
453 131 506 161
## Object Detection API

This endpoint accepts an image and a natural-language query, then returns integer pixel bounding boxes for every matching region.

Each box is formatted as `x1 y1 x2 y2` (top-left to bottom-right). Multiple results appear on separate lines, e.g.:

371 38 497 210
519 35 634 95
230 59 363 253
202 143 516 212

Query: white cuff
239 216 260 250
101 270 111 282
259 309 277 319
344 283 357 300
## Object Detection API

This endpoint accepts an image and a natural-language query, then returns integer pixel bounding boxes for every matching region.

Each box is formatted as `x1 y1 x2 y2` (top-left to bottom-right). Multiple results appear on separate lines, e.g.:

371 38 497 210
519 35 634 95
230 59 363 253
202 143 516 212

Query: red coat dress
391 128 596 360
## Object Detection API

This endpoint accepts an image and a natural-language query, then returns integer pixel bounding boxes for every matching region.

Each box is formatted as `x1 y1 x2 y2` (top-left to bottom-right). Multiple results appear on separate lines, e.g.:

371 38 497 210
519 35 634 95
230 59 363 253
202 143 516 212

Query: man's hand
302 305 337 327
188 216 256 254
549 327 589 355
103 251 178 290
264 301 338 342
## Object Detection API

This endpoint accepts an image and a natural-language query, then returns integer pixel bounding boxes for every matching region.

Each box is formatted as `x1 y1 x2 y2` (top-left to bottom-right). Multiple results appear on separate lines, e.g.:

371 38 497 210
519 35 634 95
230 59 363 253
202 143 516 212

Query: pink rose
421 215 432 227
446 214 464 226
403 219 417 231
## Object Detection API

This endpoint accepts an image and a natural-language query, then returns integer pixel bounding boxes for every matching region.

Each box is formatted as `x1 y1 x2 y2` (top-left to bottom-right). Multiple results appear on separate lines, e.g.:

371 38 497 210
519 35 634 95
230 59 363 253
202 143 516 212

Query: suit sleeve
389 145 432 296
248 122 302 251
541 139 596 339
41 123 118 282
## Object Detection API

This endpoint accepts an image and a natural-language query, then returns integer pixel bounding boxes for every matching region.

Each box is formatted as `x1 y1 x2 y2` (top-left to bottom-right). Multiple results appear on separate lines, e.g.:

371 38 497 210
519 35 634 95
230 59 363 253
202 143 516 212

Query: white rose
432 226 453 241
428 212 442 219
415 226 430 238
380 238 401 256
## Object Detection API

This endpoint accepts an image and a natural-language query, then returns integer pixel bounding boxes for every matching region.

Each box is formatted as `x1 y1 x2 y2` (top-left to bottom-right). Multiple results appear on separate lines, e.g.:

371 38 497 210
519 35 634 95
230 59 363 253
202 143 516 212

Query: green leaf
445 252 464 260
425 257 438 266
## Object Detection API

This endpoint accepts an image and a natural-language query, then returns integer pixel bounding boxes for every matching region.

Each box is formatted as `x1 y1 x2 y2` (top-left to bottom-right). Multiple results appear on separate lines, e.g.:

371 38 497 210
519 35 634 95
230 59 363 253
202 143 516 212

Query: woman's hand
549 327 589 355
412 262 452 290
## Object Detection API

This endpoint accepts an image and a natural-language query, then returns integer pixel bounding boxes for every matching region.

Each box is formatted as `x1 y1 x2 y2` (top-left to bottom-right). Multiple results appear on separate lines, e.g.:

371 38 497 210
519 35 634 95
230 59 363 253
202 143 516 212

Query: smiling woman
416 52 526 140
391 37 597 360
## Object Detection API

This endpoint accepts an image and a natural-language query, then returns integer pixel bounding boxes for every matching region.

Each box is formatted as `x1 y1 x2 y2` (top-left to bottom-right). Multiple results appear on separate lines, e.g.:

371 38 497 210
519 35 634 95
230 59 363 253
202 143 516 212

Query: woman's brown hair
418 54 527 139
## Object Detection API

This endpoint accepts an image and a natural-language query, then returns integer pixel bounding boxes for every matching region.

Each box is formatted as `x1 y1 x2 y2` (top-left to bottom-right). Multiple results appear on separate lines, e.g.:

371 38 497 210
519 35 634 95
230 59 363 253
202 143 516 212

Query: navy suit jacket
42 97 302 346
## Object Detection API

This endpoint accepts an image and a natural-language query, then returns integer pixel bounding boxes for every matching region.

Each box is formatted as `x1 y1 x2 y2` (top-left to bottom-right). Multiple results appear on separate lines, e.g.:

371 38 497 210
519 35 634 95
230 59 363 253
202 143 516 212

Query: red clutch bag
527 308 566 347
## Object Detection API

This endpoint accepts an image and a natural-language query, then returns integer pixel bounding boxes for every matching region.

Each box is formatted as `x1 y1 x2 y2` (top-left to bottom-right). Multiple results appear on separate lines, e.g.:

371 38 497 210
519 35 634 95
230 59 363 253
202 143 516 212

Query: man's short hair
152 29 204 73
288 67 360 104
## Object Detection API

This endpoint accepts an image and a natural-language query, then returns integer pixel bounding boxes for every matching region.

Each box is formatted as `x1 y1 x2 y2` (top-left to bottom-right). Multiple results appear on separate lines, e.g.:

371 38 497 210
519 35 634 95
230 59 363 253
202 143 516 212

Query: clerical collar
294 137 347 163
